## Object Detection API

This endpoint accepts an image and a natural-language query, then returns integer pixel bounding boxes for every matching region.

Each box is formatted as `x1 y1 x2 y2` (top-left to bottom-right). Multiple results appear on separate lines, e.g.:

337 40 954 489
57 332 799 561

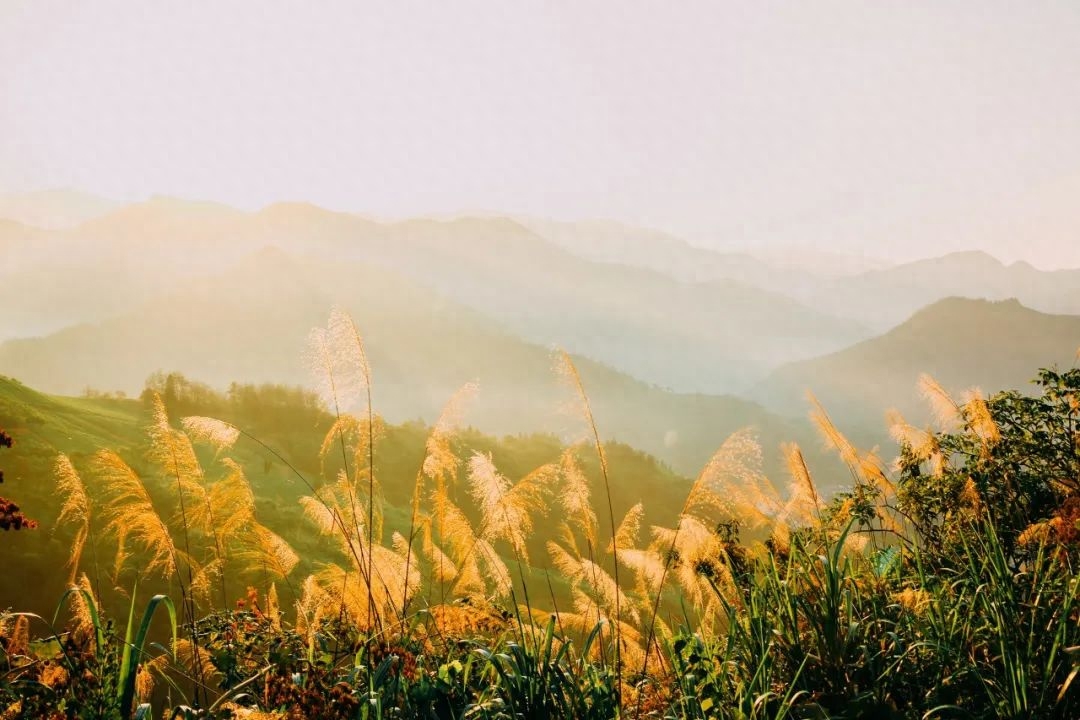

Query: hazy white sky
2 1 1079 264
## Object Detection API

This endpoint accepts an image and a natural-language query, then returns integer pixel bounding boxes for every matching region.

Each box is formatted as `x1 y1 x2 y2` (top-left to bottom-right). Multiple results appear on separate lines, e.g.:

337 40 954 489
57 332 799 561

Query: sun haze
2 1 1080 265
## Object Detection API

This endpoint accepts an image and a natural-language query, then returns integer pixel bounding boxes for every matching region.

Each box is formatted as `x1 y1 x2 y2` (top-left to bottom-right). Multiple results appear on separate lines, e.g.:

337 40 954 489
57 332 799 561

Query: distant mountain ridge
3 192 1078 414
517 216 853 298
804 251 1080 331
0 188 121 228
514 216 1080 335
753 297 1080 434
0 198 868 393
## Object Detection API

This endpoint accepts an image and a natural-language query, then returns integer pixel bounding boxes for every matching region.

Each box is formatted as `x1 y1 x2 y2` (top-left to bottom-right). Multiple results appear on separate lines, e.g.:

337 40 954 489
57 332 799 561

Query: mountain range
0 195 870 393
2 190 1079 468
803 251 1080 331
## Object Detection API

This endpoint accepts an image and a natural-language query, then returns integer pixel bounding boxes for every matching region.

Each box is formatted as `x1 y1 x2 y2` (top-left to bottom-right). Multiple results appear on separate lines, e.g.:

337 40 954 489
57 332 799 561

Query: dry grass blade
206 459 258 539
401 382 477 617
189 558 222 605
69 573 99 651
619 547 665 596
295 574 329 641
327 307 373 410
147 393 204 495
782 442 820 510
639 428 765 685
422 528 459 585
422 382 478 489
431 487 497 599
781 442 823 526
326 308 379 630
554 349 623 680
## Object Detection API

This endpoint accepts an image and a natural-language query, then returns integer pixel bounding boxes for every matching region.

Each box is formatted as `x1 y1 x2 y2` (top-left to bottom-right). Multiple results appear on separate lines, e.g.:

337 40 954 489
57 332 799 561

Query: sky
2 1 1079 265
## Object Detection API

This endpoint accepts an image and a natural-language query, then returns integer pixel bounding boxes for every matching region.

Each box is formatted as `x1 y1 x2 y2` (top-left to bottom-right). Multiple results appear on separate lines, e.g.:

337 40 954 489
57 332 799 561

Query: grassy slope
0 377 144 616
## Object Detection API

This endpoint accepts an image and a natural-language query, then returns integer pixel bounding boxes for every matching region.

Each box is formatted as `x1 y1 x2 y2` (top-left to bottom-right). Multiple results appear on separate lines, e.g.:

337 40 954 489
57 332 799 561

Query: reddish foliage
0 428 37 531
1052 494 1080 547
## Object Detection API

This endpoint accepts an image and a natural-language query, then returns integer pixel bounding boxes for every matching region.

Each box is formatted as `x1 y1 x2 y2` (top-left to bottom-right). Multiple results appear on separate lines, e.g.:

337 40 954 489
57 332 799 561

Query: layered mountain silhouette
753 298 1080 435
804 252 1080 331
517 216 852 297
0 197 868 392
3 192 1079 459
0 188 120 229
515 214 1080 337
0 248 820 478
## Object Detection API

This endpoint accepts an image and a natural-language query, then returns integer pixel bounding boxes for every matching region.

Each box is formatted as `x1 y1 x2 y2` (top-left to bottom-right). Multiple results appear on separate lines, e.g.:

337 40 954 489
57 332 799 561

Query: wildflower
246 586 263 618
1018 521 1052 547
40 664 69 689
5 616 29 656
894 587 931 615
959 477 983 514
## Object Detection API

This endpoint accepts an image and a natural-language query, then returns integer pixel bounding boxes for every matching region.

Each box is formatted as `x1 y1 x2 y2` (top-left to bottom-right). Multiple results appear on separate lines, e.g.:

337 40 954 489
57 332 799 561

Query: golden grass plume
93 449 181 580
54 454 91 583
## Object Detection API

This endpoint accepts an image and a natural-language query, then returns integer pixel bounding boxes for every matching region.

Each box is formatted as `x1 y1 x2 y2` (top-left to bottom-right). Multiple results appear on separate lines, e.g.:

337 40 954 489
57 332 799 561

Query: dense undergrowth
2 310 1078 719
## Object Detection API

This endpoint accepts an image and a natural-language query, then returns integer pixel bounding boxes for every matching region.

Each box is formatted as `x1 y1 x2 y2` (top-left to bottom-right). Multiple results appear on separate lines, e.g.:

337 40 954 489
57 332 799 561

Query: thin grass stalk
559 351 623 687
335 311 379 634
544 568 567 641
162 437 208 708
400 465 427 621
195 488 229 609
498 497 539 657
583 538 610 671
86 510 103 605
55 455 104 597
364 356 376 634
314 333 364 635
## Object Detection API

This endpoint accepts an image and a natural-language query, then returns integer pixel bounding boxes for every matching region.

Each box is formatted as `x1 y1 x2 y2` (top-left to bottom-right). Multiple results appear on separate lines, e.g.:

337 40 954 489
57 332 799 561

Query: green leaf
118 586 178 720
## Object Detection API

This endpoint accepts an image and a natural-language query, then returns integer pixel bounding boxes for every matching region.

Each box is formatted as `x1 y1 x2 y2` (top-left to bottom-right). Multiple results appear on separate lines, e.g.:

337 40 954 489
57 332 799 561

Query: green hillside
0 373 701 620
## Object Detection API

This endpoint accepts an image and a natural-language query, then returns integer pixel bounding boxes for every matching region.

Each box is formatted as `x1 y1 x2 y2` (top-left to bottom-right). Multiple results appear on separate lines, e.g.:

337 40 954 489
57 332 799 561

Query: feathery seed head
918 374 962 431
94 449 178 580
182 416 240 451
559 448 598 546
